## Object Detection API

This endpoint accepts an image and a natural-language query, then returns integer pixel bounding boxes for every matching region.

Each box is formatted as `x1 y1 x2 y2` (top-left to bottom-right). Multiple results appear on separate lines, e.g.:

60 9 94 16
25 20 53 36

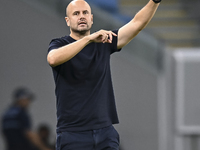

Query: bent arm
117 0 160 49
47 30 117 67
47 36 91 67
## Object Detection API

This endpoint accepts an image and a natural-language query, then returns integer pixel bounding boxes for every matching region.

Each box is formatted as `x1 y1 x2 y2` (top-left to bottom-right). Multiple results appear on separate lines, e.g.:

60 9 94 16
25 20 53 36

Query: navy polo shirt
48 30 121 132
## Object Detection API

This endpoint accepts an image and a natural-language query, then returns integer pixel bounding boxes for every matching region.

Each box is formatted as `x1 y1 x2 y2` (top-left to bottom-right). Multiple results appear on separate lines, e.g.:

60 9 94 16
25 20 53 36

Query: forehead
67 0 91 16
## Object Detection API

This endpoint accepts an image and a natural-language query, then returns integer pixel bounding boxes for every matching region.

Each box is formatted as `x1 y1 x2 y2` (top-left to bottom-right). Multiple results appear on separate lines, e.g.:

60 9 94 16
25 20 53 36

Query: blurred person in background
47 0 161 149
1 87 52 150
37 124 55 150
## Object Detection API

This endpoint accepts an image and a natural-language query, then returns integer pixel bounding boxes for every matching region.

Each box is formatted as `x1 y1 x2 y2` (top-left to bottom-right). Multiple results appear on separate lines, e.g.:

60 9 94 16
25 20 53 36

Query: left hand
88 30 117 43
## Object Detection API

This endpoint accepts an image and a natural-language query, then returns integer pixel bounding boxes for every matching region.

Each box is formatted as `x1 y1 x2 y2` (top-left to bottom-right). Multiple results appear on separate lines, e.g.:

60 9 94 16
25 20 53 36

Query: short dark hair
13 87 35 102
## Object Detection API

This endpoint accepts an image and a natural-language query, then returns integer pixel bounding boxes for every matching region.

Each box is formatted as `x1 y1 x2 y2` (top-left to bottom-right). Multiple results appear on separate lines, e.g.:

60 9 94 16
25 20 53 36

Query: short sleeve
48 38 67 53
110 30 122 54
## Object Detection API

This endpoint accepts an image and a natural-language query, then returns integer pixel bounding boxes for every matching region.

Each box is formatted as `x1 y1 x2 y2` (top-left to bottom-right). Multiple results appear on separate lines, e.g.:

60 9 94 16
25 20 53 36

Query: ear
91 14 93 25
65 17 70 27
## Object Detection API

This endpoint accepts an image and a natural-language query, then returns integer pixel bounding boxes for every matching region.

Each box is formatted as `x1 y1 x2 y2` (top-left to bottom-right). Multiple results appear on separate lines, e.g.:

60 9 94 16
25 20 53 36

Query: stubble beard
71 24 91 36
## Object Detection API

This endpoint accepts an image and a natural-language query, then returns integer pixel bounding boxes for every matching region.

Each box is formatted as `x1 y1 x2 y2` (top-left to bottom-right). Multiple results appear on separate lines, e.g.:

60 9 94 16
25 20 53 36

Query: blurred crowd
1 87 55 150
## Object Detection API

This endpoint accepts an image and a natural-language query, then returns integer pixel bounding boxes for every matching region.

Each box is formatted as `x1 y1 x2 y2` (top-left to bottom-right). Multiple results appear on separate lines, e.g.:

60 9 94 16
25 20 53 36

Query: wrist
83 35 93 44
85 34 94 44
152 0 161 3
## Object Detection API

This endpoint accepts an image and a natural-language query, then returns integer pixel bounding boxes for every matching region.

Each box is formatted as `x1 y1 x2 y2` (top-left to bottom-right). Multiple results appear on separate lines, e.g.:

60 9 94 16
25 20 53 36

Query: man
2 87 52 150
47 0 161 149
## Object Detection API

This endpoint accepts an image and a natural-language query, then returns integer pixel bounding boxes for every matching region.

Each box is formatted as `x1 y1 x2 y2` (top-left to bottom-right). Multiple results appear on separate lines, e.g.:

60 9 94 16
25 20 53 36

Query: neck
70 30 90 40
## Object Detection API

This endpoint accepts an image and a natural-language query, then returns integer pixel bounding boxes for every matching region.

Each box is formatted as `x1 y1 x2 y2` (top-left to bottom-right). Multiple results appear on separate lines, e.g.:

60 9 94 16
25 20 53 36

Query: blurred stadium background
0 0 200 150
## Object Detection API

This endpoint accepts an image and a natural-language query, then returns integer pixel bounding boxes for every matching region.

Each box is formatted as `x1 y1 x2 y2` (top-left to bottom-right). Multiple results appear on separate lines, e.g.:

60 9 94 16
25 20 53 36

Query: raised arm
117 0 161 49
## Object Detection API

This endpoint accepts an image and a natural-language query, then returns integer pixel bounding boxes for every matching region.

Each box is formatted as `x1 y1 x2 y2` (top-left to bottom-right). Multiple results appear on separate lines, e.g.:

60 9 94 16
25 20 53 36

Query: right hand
88 30 117 43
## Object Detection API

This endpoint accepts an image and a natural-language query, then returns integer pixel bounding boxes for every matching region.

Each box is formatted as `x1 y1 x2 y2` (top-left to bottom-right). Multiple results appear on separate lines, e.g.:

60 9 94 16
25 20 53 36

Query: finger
111 31 117 37
102 33 108 43
108 33 113 43
99 30 117 43
103 36 108 43
107 31 116 43
97 32 104 42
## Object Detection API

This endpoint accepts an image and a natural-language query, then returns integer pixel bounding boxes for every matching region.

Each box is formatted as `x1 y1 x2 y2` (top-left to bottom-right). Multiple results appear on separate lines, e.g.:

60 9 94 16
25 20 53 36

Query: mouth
78 21 87 26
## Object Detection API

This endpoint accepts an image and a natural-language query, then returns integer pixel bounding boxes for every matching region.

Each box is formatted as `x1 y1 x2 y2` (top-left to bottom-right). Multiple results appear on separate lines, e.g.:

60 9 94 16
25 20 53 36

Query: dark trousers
56 125 120 150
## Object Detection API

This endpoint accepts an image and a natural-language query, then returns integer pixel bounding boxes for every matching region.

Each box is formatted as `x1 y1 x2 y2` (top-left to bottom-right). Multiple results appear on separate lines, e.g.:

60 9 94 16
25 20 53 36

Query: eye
73 11 79 15
83 11 89 14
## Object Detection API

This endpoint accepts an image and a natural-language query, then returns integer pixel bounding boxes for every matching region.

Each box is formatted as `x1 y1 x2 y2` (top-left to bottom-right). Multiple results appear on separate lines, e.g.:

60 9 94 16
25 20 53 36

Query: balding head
66 0 92 17
65 0 93 39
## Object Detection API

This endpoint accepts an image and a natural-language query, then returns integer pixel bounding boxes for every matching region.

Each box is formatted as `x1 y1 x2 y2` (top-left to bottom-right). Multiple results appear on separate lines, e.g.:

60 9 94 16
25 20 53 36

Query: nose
80 12 85 19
